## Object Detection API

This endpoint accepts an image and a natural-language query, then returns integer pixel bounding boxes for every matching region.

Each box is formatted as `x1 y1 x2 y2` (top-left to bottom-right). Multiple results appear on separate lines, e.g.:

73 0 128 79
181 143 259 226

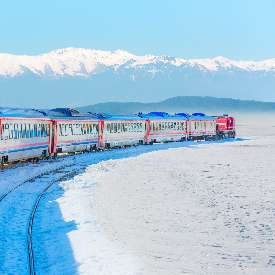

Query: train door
98 120 104 148
0 118 2 140
145 119 150 144
49 120 57 155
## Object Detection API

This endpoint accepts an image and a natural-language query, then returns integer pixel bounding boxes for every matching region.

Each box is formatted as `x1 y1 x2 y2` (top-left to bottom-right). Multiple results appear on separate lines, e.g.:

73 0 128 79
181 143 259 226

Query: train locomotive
0 108 236 165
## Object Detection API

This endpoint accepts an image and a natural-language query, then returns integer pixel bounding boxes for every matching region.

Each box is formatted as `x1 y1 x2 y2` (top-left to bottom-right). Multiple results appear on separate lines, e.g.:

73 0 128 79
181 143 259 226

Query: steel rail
0 163 75 203
27 169 82 275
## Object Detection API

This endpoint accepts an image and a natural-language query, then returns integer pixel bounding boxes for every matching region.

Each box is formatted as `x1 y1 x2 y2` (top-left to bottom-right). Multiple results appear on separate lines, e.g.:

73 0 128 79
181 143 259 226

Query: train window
80 124 84 135
117 123 121 133
85 124 89 135
86 124 89 134
9 125 14 140
33 124 38 137
111 123 114 133
113 123 116 133
89 124 93 134
60 124 64 136
28 124 31 138
85 124 88 134
138 122 141 132
22 124 26 138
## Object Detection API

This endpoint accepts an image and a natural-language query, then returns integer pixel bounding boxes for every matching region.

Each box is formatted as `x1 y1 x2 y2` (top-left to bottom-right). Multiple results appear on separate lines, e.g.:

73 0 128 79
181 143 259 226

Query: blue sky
1 0 275 60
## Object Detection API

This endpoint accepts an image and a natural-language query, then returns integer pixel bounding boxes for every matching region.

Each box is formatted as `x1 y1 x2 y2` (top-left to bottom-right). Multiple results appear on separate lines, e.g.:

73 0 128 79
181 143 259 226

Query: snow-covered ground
37 115 275 275
1 114 275 274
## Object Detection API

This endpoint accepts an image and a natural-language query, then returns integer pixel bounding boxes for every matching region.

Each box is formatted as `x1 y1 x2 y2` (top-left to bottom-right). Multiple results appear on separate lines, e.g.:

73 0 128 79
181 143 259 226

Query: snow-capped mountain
1 48 275 108
1 48 275 78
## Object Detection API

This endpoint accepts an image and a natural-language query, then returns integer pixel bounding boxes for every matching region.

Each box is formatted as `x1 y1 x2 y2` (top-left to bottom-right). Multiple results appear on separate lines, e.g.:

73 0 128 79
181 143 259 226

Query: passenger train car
0 111 52 163
0 108 236 165
187 113 217 140
49 109 100 154
99 114 147 148
140 112 188 143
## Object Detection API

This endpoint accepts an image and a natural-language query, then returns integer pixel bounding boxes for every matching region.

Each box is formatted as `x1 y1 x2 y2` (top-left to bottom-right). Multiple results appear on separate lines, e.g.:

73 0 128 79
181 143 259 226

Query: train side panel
148 120 188 143
0 117 51 163
54 120 99 153
103 120 146 147
188 119 216 139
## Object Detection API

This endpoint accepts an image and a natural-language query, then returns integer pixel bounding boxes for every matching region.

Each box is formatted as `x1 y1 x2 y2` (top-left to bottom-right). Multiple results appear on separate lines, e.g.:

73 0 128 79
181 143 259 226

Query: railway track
0 163 75 203
0 163 85 275
27 169 82 275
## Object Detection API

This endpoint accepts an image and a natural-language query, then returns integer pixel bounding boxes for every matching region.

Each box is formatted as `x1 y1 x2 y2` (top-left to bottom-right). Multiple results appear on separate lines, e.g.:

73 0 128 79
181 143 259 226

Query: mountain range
1 48 275 108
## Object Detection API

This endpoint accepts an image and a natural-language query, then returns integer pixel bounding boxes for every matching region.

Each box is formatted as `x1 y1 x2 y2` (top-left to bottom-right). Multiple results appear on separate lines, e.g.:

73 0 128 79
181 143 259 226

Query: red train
0 109 236 165
215 115 236 138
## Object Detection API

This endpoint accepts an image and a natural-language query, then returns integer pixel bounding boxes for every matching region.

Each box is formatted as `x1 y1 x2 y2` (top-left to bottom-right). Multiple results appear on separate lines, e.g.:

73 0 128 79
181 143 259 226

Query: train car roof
140 112 188 120
41 108 99 120
189 113 216 121
0 108 48 118
45 108 92 117
98 113 147 121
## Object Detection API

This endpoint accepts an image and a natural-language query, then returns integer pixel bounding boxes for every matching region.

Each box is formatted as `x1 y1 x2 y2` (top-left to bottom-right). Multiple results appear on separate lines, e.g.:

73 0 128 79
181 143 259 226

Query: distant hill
77 96 275 114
